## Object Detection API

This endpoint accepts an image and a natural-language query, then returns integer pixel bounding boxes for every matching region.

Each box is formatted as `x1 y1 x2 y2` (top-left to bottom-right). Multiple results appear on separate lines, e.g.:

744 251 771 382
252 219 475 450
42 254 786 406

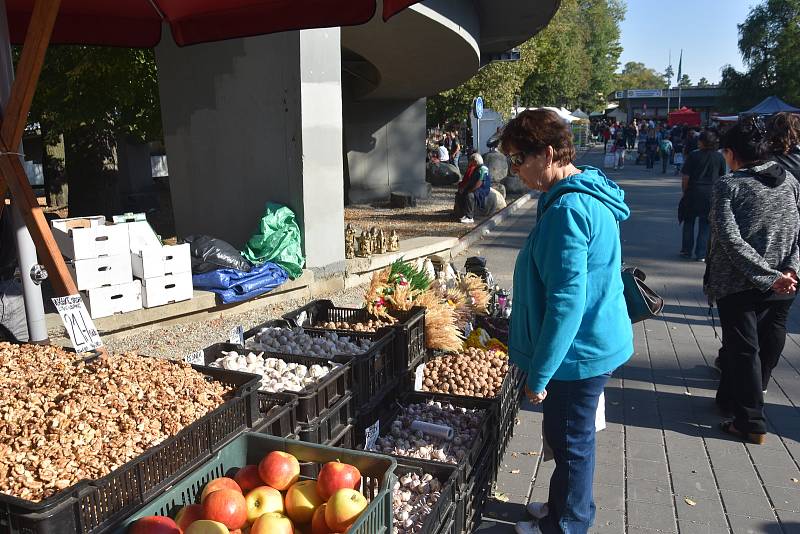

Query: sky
617 0 756 85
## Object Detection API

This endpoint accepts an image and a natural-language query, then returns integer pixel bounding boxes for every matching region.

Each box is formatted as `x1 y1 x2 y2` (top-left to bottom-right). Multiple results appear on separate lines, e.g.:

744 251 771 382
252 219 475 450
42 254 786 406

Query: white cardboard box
123 220 162 253
84 280 142 319
141 273 193 308
68 253 133 291
131 243 191 279
51 216 130 260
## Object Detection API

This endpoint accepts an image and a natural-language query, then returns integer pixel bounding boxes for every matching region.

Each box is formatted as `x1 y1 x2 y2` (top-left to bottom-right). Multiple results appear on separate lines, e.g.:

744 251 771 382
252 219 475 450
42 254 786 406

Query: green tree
721 0 800 110
678 74 692 87
614 62 667 90
21 46 162 216
575 0 626 110
697 77 710 87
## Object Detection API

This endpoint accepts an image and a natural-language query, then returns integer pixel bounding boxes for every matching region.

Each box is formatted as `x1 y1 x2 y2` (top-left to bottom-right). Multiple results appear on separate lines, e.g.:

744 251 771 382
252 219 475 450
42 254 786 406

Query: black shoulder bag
541 190 664 323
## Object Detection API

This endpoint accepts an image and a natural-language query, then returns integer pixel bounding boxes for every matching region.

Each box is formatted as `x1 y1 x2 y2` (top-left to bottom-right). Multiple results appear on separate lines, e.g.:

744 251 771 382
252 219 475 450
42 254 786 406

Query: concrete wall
155 28 344 271
343 98 428 204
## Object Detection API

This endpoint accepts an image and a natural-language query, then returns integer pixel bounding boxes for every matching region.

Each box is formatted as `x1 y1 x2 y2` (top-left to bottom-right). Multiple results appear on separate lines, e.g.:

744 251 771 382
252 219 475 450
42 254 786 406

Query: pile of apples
129 451 368 534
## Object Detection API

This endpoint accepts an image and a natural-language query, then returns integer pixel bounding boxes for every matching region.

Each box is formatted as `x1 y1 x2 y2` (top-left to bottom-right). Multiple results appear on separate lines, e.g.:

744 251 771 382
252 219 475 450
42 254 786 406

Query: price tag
229 325 244 346
52 295 103 353
414 363 425 391
364 420 380 450
297 311 308 327
185 350 204 365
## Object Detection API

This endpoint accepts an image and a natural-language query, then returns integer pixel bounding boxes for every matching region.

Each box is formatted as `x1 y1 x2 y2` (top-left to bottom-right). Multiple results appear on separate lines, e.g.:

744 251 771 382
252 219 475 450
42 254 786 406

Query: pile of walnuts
0 343 229 501
314 318 395 333
422 347 510 398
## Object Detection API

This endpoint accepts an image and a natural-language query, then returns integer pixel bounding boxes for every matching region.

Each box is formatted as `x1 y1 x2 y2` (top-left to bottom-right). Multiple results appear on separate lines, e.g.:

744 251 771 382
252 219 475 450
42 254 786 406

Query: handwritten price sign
52 295 103 353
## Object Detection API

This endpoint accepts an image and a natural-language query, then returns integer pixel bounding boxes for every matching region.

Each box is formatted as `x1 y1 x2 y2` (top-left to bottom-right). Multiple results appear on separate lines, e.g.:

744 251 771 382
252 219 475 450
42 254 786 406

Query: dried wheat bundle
459 273 490 316
415 290 463 353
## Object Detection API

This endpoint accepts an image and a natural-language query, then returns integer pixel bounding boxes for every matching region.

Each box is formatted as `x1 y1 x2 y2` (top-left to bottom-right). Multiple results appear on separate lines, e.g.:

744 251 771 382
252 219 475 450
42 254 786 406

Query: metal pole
0 0 48 343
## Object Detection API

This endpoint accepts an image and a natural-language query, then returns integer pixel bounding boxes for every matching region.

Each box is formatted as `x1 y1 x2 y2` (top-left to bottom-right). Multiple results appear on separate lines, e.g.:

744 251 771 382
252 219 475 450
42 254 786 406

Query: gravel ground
58 283 369 361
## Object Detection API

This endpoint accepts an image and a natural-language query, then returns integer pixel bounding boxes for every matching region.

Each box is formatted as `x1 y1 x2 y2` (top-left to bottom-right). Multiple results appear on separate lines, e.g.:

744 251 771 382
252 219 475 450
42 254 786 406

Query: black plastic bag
183 235 253 274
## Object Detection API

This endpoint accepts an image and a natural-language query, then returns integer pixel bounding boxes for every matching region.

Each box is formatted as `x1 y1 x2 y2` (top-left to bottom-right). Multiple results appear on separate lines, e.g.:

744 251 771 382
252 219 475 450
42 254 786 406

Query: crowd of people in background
427 128 462 167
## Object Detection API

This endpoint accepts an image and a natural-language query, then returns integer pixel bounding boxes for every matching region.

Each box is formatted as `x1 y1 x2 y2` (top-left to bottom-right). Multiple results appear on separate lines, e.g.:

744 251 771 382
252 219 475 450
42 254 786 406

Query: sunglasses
508 152 527 167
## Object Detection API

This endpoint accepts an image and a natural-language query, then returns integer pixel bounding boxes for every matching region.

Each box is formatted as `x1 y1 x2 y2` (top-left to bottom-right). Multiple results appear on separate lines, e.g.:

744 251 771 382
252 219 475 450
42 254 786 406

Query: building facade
610 87 727 125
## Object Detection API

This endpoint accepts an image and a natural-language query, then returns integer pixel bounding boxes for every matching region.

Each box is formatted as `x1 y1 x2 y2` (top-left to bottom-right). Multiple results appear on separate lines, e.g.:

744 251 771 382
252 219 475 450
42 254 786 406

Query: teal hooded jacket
510 166 633 393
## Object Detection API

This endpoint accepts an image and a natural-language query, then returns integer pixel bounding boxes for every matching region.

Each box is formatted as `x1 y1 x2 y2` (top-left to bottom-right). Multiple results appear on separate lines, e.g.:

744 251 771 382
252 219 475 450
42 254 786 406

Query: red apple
258 451 300 491
234 465 265 493
316 462 361 501
201 477 243 502
285 480 323 524
311 504 334 534
245 485 284 524
251 512 294 534
175 503 205 531
203 488 248 530
129 516 181 534
185 520 230 534
325 489 367 532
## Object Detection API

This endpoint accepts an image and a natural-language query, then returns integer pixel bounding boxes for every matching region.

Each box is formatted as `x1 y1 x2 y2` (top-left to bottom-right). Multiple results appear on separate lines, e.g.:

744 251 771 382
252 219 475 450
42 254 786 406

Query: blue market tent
744 96 800 115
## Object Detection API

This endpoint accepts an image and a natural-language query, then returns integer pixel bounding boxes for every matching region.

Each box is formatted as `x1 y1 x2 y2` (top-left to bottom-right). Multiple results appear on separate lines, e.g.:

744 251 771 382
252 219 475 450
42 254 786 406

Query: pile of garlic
392 472 443 534
371 401 484 464
209 350 336 393
251 326 373 356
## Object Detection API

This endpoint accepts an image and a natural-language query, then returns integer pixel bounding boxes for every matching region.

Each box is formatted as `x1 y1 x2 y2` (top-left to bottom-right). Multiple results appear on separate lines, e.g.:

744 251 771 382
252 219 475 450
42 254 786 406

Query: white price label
297 311 308 326
414 363 425 391
185 350 204 365
229 325 244 345
52 295 103 353
364 420 380 450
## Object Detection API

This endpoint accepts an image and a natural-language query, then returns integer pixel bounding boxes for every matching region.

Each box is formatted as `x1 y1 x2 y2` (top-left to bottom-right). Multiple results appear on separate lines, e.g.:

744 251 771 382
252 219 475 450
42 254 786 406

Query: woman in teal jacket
502 110 633 534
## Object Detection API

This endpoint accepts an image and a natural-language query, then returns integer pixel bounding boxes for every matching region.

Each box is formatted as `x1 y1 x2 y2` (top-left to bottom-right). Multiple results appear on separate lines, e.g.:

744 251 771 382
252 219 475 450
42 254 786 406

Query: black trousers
454 190 475 219
716 289 794 434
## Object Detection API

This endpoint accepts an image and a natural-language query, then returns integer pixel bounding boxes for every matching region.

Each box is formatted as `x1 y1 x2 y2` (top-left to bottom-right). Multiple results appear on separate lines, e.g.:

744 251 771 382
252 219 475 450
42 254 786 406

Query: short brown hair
767 112 800 155
500 109 576 165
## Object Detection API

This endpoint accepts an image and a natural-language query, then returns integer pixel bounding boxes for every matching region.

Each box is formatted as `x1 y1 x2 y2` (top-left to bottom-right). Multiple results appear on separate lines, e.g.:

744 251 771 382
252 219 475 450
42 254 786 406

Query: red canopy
6 0 421 47
667 106 701 127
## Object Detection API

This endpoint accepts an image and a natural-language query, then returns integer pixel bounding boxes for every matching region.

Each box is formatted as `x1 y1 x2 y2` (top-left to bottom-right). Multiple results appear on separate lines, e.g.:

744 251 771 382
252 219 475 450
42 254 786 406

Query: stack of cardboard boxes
51 215 193 319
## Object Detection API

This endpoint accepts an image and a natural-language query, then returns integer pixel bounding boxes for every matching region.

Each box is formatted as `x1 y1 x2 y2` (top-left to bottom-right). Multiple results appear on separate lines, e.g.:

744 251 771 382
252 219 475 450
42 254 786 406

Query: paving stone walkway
459 147 800 534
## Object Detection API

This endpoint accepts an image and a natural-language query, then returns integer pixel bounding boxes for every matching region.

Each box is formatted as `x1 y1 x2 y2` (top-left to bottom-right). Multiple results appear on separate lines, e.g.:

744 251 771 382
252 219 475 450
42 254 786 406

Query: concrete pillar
342 98 428 204
155 28 344 272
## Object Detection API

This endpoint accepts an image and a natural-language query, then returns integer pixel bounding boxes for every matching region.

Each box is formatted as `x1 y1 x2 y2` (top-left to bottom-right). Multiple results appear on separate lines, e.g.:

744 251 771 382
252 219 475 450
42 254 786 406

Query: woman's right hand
772 272 797 294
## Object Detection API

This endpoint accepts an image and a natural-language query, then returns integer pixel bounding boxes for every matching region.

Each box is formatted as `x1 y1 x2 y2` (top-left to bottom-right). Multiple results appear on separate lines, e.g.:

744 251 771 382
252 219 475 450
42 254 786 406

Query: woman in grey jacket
706 117 800 444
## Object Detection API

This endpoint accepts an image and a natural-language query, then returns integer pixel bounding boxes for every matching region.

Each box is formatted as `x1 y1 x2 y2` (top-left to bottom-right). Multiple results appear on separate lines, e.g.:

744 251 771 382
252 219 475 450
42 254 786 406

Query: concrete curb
449 192 534 259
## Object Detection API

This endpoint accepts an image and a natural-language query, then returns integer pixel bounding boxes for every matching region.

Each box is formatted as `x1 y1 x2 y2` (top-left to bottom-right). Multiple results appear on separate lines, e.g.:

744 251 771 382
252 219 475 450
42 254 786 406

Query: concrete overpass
154 0 559 273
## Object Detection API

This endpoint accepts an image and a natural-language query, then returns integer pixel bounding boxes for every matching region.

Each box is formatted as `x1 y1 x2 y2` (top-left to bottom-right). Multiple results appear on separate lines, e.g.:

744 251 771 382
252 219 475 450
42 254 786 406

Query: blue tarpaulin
192 261 289 304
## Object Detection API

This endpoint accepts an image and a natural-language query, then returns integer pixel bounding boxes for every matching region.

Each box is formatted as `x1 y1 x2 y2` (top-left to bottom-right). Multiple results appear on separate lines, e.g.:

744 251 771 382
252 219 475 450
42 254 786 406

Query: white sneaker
459 217 474 224
515 521 542 534
526 502 549 519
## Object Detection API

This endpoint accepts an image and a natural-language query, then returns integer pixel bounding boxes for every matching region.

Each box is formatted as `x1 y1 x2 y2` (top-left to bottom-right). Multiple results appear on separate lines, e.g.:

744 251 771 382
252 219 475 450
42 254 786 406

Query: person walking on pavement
706 117 800 445
602 125 611 153
645 129 659 169
679 130 726 262
659 135 674 174
614 131 627 170
500 109 633 534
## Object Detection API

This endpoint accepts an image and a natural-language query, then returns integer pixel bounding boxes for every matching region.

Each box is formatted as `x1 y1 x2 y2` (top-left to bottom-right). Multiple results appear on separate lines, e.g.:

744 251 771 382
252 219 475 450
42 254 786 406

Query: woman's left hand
525 386 547 404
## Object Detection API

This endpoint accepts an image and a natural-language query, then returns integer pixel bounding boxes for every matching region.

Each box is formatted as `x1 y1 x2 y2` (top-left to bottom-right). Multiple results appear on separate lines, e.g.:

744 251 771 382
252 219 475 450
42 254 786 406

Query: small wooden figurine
376 228 387 254
357 230 373 258
370 227 379 252
388 230 400 252
345 224 356 259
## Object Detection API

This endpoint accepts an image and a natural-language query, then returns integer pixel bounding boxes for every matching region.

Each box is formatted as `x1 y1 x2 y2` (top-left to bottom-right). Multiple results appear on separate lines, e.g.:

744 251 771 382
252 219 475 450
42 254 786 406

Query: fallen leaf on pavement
495 493 510 502
510 469 521 474
684 498 697 506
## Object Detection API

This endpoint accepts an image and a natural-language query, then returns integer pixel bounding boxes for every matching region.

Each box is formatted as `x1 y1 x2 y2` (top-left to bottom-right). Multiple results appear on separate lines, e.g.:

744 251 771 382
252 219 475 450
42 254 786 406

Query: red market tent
668 107 701 127
6 0 421 47
0 0 421 298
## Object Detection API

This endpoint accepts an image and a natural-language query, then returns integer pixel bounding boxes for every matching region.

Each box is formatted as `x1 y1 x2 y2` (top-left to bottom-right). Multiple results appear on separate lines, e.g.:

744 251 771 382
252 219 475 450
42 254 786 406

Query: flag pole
666 50 671 117
677 49 683 109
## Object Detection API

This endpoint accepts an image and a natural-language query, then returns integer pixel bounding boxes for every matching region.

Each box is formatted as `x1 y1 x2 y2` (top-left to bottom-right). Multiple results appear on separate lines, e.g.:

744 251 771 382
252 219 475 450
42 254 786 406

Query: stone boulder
492 183 507 200
501 174 529 194
426 162 461 186
480 187 507 216
482 151 509 184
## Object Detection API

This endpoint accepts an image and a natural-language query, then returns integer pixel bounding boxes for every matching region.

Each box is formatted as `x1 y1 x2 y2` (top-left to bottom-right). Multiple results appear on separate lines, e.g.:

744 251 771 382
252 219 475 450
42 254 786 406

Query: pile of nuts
210 350 336 393
252 327 372 356
371 401 484 463
0 343 228 501
313 318 395 333
392 472 443 534
422 348 510 397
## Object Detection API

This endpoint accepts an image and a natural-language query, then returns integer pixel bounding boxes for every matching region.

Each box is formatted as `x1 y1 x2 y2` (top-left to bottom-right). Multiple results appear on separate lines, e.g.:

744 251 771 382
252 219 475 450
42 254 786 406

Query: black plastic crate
0 359 260 534
251 391 299 438
246 319 397 410
298 422 357 479
395 459 459 534
298 392 355 444
359 391 495 492
437 503 458 534
200 342 352 424
354 376 402 447
284 299 427 372
457 440 495 534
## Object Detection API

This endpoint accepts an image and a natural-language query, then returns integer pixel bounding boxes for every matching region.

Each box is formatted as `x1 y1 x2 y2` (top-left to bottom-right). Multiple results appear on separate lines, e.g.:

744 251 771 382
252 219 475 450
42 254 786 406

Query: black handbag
621 266 664 323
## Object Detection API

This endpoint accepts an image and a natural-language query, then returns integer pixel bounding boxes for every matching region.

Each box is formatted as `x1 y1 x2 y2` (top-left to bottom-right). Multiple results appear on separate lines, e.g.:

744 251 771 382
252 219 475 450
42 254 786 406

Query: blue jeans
681 215 709 260
539 373 610 534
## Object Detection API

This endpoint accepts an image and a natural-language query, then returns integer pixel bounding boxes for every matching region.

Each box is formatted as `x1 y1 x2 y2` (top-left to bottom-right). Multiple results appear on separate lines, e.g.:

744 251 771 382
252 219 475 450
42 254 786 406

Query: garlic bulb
210 350 338 393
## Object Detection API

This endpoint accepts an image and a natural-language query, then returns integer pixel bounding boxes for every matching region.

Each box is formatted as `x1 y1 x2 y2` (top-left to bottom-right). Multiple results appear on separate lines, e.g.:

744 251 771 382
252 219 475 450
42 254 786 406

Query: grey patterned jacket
704 160 800 301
